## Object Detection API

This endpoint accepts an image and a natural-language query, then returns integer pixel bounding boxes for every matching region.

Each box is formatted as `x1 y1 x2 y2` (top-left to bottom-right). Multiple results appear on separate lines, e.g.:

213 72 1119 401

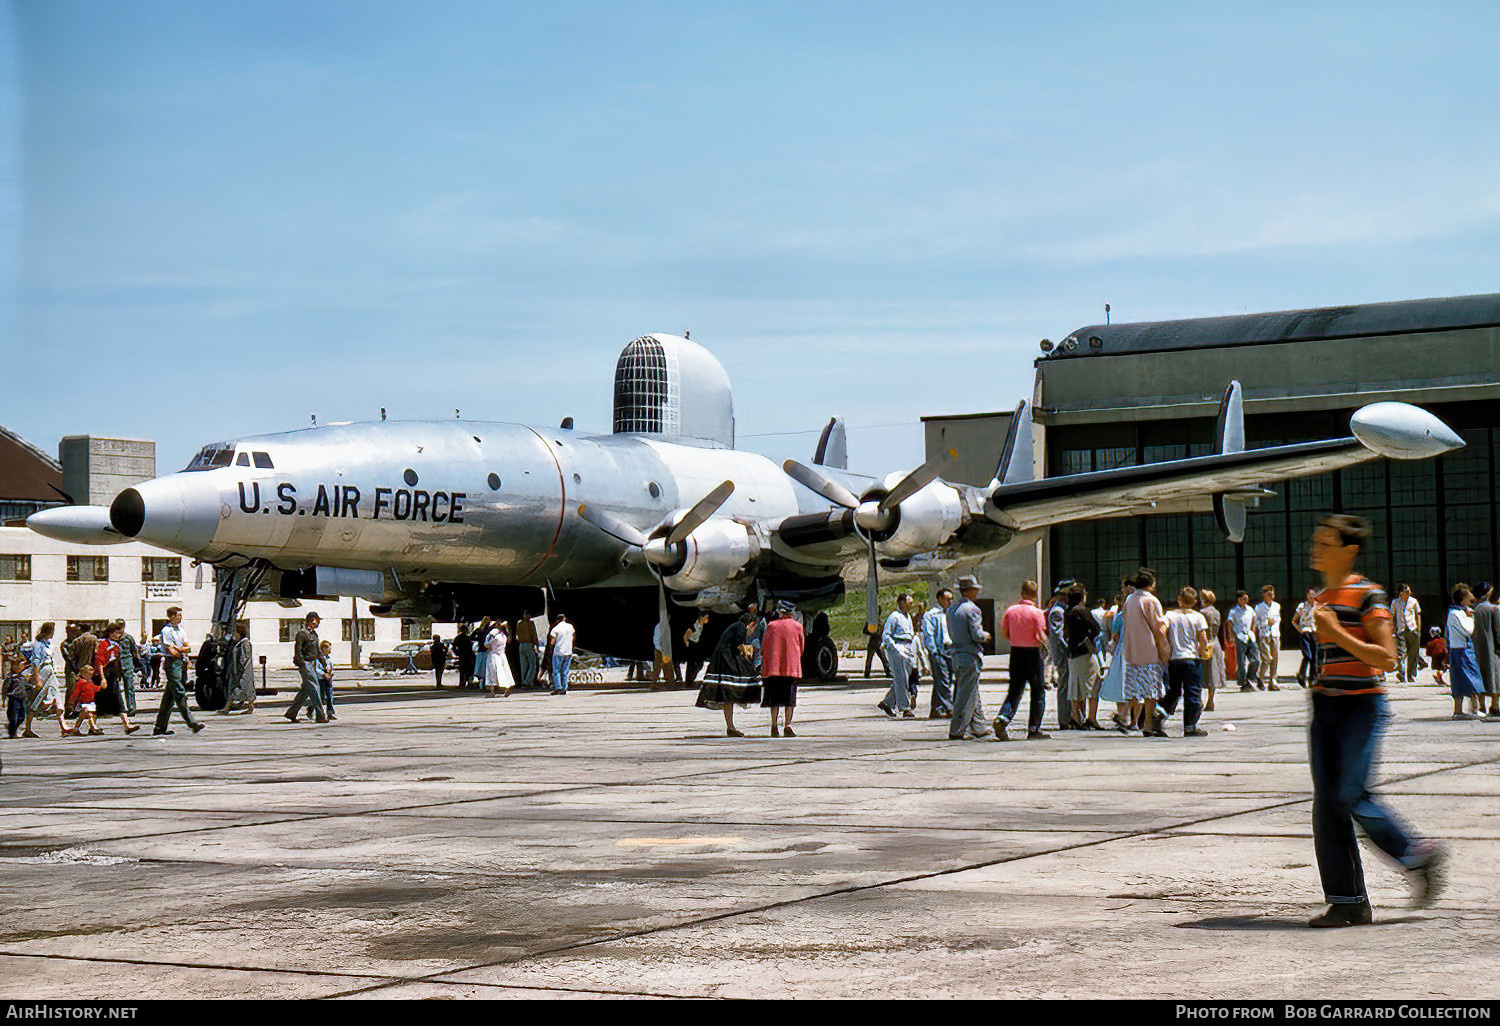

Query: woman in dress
696 611 762 737
1446 584 1484 719
23 622 71 738
1099 583 1131 727
95 622 140 734
1198 589 1224 712
483 619 514 696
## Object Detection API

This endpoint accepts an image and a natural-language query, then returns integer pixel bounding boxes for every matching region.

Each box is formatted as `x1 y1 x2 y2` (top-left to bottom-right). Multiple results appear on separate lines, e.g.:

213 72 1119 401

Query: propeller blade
865 540 880 634
577 503 648 549
782 460 860 510
665 480 735 546
879 449 956 511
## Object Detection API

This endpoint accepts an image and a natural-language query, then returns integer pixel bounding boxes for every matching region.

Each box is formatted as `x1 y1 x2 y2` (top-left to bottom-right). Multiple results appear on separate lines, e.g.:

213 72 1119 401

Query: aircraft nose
110 479 220 554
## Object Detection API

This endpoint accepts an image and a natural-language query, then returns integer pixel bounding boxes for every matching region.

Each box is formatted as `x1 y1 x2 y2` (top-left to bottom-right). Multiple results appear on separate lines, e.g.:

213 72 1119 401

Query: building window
66 556 109 582
141 557 182 582
0 555 31 581
0 621 30 647
341 618 375 642
401 618 434 642
279 619 303 643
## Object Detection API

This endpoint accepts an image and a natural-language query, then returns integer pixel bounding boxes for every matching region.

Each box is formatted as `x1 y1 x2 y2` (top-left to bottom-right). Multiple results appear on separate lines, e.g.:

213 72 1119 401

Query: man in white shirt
1227 590 1259 690
1158 586 1210 737
877 594 918 718
1254 585 1282 690
153 606 203 736
1391 584 1422 683
548 614 576 696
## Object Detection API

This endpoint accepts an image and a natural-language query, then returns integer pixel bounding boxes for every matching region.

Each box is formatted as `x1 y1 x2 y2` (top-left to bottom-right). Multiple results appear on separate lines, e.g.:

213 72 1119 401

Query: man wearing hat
946 575 993 740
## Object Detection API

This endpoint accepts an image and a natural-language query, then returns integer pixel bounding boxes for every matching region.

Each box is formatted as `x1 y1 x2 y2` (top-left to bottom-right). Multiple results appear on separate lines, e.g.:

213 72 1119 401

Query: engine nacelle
659 518 761 593
872 481 964 559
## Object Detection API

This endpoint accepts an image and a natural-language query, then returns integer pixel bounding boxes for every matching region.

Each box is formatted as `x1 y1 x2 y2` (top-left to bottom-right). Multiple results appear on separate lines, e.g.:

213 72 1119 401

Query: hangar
926 292 1500 635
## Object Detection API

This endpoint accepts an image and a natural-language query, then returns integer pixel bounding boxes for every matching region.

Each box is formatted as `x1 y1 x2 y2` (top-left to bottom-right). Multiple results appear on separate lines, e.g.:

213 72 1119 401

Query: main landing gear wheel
807 636 839 682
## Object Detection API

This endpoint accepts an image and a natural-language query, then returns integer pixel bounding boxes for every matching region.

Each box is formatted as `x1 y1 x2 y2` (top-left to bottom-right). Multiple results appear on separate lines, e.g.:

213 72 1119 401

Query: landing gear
804 634 840 682
194 560 273 711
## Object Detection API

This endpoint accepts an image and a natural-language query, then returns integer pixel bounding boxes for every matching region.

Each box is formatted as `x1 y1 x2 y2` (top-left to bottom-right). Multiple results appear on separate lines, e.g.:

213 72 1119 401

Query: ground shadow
1177 914 1424 930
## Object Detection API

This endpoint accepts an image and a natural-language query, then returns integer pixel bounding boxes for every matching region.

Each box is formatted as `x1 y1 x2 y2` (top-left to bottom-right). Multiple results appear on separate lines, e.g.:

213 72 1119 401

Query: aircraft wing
986 437 1372 532
988 398 1464 535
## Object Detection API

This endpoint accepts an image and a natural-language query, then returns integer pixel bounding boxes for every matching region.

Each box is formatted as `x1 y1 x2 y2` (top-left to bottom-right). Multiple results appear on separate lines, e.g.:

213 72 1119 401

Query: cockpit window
252 452 274 469
182 444 235 472
236 453 250 466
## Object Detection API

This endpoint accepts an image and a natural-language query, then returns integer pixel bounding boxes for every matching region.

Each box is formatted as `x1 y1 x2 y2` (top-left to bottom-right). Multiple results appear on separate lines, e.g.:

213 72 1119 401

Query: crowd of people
3 606 218 739
427 612 576 696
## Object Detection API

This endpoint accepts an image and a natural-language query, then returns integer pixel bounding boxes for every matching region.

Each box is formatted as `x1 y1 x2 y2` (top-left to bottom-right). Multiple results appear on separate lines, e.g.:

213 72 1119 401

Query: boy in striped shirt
1306 514 1444 927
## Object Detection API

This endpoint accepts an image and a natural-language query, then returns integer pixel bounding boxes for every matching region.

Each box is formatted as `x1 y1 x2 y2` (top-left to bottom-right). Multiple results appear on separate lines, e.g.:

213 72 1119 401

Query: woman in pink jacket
759 603 806 738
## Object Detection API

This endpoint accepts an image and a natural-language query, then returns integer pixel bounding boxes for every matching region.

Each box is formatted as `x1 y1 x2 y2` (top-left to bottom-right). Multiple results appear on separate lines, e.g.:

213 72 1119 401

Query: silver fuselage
126 421 846 590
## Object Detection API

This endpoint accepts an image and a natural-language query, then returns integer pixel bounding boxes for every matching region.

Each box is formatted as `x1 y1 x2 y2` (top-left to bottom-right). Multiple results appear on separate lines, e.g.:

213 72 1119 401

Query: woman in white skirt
484 620 514 696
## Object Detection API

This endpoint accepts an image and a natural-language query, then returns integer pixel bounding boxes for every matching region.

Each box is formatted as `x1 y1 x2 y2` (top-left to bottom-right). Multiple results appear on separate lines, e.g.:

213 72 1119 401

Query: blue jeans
927 648 953 716
1159 659 1203 730
520 644 538 687
1298 631 1320 683
552 654 572 693
1309 693 1420 904
1235 636 1259 686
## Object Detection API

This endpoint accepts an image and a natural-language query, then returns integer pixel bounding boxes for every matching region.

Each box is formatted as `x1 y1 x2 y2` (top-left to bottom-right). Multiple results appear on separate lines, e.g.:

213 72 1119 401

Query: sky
3 0 1499 476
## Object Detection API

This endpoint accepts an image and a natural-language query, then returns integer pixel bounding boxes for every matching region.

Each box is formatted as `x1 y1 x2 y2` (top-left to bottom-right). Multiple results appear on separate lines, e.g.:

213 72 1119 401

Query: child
71 669 103 737
4 657 28 738
1425 626 1448 688
317 640 337 721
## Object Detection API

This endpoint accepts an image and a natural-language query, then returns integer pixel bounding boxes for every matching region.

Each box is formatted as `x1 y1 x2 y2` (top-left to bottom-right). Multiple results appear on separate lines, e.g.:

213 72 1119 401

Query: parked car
369 641 432 672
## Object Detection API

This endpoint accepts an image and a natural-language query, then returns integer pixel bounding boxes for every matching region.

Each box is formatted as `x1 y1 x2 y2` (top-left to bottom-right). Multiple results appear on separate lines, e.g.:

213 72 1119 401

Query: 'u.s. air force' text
237 483 467 523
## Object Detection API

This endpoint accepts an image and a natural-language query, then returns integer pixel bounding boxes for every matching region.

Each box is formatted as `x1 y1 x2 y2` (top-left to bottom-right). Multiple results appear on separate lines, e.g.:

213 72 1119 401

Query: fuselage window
236 453 250 467
253 452 274 469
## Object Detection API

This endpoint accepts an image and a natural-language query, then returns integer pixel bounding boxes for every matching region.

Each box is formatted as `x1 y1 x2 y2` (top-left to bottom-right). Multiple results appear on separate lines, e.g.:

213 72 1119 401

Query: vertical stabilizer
988 400 1035 488
813 417 847 469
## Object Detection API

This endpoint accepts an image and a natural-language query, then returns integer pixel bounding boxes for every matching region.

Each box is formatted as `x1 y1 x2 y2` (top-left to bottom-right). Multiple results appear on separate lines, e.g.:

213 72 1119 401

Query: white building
0 526 414 667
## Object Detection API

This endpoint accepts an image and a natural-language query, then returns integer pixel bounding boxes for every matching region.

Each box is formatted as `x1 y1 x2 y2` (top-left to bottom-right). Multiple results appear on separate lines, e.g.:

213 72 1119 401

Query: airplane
27 332 1464 693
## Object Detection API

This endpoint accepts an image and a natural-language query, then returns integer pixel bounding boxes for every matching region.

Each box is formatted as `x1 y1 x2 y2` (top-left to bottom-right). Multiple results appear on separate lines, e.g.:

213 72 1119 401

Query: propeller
577 481 736 667
783 451 956 634
783 460 860 510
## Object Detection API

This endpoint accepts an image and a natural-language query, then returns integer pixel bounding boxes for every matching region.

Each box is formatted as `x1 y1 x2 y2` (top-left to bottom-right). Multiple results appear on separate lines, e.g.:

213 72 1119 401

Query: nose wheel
194 559 274 712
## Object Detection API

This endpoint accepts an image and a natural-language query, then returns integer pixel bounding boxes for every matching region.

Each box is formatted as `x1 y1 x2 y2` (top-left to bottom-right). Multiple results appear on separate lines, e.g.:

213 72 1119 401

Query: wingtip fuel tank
1350 402 1465 460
